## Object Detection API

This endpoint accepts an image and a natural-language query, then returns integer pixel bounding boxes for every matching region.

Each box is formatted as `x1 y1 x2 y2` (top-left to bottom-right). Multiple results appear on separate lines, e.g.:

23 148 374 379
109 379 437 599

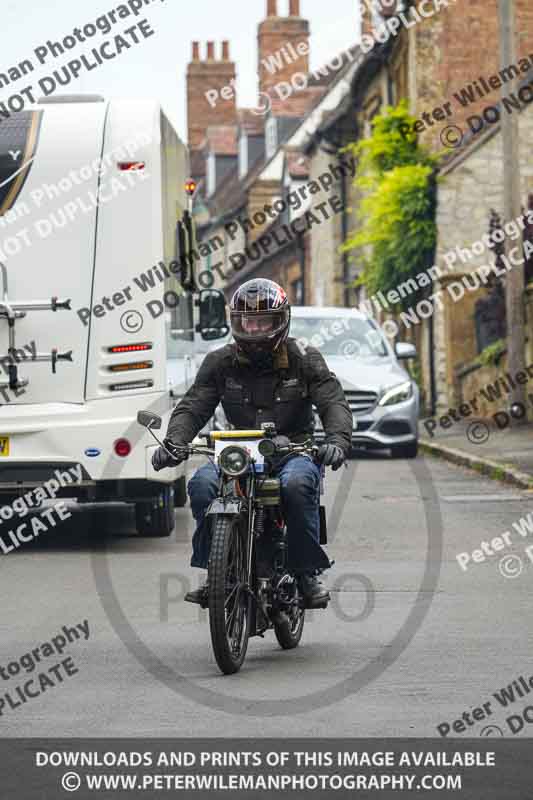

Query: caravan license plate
0 437 9 456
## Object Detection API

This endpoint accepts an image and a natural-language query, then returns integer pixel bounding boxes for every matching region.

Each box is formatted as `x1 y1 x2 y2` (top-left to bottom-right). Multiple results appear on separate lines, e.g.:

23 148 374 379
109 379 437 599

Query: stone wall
308 147 345 307
458 357 508 419
440 286 533 421
457 351 533 423
433 100 533 410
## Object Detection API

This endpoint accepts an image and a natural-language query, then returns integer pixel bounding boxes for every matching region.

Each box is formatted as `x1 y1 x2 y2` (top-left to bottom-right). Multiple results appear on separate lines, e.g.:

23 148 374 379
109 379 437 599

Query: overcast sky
1 0 359 141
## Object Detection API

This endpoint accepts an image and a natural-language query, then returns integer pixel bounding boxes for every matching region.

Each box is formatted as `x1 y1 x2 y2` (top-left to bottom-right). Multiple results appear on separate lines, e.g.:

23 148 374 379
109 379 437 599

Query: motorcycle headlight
378 381 413 407
219 445 250 477
258 438 276 458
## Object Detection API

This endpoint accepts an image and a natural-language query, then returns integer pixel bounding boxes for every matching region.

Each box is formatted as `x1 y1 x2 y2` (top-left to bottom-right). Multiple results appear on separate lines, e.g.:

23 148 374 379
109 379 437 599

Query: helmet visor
231 310 288 342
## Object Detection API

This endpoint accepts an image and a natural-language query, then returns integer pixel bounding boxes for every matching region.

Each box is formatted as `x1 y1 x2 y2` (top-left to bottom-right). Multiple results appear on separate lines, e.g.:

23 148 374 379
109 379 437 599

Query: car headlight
219 445 250 477
378 381 413 406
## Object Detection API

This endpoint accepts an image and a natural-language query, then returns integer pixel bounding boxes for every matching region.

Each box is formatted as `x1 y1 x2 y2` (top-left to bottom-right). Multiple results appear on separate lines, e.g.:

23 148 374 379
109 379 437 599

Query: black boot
185 582 209 608
299 574 330 609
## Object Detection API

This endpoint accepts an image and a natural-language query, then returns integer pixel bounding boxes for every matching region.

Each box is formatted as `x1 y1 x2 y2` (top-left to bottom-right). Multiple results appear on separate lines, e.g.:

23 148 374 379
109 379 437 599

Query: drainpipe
428 172 438 416
386 66 394 105
428 297 437 416
298 232 306 305
341 168 350 308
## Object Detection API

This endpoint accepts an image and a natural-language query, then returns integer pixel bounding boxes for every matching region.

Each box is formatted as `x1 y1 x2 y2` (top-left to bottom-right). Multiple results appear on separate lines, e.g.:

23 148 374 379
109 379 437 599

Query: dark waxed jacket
167 339 353 454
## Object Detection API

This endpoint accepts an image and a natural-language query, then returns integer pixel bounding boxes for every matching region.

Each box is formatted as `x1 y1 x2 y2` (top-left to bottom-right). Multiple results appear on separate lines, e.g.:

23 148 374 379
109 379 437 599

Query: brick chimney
257 0 310 102
360 0 399 39
187 41 237 151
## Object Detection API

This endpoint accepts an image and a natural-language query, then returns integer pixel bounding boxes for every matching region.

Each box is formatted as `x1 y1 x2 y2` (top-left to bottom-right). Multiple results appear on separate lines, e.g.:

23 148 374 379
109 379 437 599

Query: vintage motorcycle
137 411 331 675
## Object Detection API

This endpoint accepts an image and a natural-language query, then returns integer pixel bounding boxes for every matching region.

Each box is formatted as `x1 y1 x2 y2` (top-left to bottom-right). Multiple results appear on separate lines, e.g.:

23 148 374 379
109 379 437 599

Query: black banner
1 738 531 798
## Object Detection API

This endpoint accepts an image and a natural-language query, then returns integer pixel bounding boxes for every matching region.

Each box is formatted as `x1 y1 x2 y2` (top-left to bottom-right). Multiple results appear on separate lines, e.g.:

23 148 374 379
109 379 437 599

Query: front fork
245 472 256 587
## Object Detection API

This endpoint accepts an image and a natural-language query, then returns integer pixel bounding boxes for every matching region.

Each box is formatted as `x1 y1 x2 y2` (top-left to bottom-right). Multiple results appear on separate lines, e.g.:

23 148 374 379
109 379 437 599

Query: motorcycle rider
152 278 353 608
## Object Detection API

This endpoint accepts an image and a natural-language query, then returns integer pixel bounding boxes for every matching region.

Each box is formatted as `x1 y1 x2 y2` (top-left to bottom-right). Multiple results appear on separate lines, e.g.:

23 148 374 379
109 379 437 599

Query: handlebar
275 442 320 458
164 438 319 463
165 442 215 460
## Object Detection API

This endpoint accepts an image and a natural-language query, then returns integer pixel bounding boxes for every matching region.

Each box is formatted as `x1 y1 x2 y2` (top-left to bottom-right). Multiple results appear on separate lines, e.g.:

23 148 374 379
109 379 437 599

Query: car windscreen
289 316 388 357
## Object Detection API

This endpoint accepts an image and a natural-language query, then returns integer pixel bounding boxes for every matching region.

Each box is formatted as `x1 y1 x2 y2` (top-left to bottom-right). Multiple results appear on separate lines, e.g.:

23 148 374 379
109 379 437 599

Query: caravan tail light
114 438 131 457
108 343 152 354
109 361 153 373
109 379 154 392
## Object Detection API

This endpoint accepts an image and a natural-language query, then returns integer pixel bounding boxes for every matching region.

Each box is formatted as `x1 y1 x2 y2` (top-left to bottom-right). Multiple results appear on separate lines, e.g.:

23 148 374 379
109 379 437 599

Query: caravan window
0 111 40 215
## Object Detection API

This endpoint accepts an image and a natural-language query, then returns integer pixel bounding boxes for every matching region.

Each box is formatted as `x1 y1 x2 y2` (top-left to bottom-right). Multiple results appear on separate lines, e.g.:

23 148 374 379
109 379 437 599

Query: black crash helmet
230 279 291 355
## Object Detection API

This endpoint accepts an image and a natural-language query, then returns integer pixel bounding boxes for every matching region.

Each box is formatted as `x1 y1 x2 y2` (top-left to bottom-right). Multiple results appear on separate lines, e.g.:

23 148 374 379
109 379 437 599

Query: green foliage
342 101 440 309
476 339 506 367
406 356 421 387
490 466 506 483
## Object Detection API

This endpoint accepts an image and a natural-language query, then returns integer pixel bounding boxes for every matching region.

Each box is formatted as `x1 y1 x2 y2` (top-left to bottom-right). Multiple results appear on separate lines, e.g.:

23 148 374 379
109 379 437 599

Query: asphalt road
1 452 531 738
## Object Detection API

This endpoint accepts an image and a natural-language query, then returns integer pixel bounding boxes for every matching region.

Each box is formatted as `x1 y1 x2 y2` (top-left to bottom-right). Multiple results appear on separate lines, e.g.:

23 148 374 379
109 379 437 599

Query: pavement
420 419 533 490
2 451 532 737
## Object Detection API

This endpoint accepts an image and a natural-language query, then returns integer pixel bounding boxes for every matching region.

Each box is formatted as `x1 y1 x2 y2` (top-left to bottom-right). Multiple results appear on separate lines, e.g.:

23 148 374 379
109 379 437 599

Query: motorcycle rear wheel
208 514 251 675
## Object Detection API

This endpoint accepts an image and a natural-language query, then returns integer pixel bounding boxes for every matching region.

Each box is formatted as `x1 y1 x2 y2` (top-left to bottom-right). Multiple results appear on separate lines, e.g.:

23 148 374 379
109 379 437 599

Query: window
207 152 216 196
265 116 278 159
0 111 39 213
238 133 248 179
291 278 304 305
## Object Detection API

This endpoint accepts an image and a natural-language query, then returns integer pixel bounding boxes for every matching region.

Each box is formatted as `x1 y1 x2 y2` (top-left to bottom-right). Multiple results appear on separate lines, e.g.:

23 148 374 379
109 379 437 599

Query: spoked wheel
208 514 251 675
274 583 305 650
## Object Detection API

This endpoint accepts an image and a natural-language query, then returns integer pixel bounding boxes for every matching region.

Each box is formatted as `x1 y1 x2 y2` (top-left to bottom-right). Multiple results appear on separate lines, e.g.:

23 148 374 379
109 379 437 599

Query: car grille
345 390 378 415
353 420 373 432
379 420 412 436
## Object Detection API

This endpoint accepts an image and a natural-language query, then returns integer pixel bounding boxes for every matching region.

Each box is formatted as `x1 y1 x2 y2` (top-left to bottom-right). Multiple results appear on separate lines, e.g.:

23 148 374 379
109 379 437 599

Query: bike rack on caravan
0 262 73 392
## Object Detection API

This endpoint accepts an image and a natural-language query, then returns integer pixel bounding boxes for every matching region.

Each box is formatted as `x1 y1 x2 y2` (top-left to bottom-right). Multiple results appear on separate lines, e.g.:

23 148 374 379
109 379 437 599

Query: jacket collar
234 343 289 370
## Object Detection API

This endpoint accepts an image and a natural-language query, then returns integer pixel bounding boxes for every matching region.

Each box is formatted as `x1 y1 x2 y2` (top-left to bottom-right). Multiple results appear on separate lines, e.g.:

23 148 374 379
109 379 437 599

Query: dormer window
207 152 216 196
239 133 248 178
265 116 278 159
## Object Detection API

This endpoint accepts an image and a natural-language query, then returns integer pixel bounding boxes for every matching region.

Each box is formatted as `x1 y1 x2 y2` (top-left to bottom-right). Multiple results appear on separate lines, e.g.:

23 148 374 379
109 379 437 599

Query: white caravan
0 95 227 536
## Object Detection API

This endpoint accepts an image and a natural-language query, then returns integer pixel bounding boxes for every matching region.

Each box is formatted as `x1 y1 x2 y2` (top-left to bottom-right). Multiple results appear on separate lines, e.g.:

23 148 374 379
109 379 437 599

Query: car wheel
391 441 418 459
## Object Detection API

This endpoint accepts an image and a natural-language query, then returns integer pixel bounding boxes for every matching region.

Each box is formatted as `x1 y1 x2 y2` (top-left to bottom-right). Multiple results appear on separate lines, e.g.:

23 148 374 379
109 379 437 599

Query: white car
289 307 420 458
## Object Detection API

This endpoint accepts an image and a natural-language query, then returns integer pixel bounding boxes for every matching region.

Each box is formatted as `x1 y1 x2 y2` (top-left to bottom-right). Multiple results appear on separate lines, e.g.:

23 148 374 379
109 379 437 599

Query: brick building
185 0 354 303
185 0 533 414
302 0 533 413
408 0 533 412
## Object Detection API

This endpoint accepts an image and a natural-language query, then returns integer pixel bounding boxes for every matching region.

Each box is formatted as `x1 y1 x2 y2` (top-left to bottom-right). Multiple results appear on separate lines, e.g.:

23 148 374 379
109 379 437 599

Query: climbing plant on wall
342 101 441 310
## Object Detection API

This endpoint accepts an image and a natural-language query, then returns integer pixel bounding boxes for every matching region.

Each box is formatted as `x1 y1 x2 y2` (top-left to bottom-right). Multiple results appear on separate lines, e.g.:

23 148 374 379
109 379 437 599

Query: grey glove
152 440 188 472
317 443 345 471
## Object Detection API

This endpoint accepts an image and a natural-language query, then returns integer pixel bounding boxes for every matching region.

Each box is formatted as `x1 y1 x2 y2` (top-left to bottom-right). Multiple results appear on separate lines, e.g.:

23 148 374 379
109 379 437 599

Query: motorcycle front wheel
208 514 251 675
274 585 305 650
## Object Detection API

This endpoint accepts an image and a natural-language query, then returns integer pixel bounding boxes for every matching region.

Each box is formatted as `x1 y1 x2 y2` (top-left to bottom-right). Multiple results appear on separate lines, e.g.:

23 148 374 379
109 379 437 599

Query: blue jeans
187 456 325 573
